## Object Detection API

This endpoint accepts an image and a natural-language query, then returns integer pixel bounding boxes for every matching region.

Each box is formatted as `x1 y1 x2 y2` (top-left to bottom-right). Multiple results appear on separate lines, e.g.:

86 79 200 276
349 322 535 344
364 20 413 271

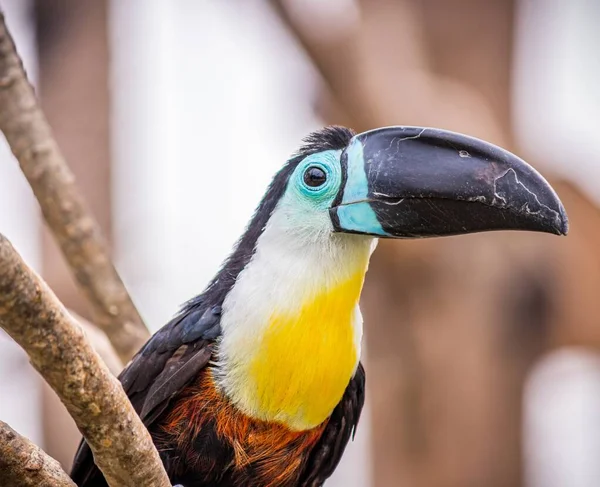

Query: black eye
303 166 327 188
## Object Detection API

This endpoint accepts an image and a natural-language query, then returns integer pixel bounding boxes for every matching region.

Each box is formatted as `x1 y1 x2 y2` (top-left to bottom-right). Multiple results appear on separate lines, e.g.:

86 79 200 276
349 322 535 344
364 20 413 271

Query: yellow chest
221 270 365 431
250 274 363 430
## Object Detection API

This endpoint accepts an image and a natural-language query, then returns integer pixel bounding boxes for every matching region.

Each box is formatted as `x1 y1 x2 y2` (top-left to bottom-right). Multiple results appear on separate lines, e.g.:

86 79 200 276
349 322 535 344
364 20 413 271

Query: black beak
331 126 568 238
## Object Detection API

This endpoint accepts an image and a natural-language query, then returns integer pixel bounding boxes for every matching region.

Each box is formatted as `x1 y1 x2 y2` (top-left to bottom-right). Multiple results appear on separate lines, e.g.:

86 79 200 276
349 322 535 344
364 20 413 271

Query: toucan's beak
330 126 568 238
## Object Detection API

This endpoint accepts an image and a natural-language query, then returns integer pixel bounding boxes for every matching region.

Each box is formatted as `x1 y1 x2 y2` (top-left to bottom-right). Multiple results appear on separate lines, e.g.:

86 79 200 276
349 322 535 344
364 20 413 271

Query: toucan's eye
303 166 327 188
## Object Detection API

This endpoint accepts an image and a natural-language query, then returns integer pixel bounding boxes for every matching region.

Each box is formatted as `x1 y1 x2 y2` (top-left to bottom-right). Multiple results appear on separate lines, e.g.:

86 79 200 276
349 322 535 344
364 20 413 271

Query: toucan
71 126 567 487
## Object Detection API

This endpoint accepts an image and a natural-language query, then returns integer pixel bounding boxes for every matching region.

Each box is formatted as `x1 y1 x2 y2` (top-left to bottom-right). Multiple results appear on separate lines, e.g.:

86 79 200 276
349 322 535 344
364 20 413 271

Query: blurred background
0 0 599 486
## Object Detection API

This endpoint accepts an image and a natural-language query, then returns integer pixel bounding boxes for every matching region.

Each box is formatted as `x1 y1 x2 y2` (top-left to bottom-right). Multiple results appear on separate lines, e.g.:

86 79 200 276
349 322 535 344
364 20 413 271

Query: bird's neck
215 227 374 431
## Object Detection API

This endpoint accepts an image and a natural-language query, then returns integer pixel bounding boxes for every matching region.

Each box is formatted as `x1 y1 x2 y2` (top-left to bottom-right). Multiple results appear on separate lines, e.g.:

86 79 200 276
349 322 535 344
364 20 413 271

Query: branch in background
268 0 370 128
72 310 123 375
0 420 76 487
0 11 149 364
0 234 171 487
269 0 507 144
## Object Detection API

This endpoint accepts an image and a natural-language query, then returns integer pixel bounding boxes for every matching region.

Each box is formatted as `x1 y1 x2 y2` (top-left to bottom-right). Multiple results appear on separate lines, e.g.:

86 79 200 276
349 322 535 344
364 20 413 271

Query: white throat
214 208 376 430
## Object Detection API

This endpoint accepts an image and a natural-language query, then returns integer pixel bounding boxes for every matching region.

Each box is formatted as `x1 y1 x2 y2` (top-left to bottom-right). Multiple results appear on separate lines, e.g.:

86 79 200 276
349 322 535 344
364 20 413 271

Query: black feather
299 363 366 486
140 343 213 423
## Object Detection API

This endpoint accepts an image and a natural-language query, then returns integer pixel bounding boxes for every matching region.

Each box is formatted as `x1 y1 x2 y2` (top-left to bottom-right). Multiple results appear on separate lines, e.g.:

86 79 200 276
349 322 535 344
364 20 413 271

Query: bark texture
0 11 148 364
0 420 76 487
0 234 170 487
72 310 123 376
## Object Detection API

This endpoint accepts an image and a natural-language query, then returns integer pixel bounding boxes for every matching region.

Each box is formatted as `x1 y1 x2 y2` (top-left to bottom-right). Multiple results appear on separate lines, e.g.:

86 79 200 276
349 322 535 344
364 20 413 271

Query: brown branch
71 310 124 375
41 314 122 469
0 234 171 487
0 11 149 364
0 420 76 487
269 0 507 144
268 0 369 127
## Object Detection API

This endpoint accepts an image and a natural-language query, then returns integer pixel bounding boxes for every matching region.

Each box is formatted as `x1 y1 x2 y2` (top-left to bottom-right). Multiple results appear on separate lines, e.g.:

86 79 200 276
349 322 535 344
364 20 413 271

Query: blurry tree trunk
418 0 516 144
34 0 114 468
273 1 600 487
35 0 112 335
354 1 539 486
358 3 600 487
360 2 527 487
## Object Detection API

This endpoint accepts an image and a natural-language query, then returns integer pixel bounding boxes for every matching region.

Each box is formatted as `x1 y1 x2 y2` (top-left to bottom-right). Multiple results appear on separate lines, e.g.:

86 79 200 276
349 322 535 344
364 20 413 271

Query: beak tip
549 189 569 235
544 199 568 236
557 208 569 236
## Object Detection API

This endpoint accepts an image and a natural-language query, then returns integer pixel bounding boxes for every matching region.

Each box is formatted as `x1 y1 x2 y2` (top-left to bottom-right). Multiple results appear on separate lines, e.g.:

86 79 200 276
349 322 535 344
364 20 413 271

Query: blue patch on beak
335 138 389 237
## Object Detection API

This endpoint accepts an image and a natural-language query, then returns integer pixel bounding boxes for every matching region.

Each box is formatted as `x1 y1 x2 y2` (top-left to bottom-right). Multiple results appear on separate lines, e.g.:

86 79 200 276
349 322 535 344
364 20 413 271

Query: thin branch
0 420 76 487
0 11 149 364
0 234 171 487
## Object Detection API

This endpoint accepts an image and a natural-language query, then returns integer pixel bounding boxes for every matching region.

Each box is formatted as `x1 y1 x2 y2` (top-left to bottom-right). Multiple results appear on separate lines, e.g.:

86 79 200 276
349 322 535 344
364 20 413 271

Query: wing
70 301 222 487
299 362 366 487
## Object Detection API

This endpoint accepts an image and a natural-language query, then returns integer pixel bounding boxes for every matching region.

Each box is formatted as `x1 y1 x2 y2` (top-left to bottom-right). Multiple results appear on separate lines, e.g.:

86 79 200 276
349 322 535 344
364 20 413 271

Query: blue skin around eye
280 150 342 222
337 138 389 236
297 150 341 201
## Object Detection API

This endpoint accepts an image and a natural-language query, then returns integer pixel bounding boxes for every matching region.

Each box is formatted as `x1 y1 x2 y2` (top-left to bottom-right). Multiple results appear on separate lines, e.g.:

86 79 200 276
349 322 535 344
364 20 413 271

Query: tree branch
269 0 507 144
72 310 123 375
0 11 149 364
0 420 75 487
0 234 170 487
268 0 369 128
